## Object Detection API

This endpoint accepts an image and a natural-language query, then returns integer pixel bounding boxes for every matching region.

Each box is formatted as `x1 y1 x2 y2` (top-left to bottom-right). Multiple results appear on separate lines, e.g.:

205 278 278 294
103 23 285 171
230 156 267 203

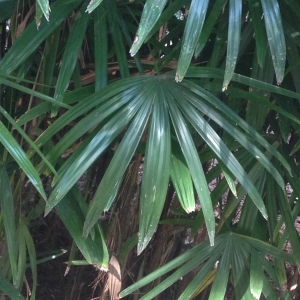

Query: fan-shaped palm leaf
46 74 290 252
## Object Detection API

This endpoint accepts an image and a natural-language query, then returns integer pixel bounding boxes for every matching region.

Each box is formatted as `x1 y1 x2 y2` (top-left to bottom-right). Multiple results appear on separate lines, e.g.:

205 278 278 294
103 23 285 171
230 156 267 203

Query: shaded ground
23 213 105 300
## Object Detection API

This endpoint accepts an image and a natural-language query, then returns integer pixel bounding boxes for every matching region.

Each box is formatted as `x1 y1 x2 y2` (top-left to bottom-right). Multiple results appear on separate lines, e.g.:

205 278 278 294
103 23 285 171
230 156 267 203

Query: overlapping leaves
120 232 295 299
131 0 286 86
0 0 298 298
45 74 290 253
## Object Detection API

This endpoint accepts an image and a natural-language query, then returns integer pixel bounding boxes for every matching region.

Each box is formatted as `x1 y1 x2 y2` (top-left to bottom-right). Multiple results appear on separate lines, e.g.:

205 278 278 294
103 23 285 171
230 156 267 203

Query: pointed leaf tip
175 74 182 82
176 0 210 81
129 35 139 57
261 0 286 85
130 0 168 56
223 0 242 88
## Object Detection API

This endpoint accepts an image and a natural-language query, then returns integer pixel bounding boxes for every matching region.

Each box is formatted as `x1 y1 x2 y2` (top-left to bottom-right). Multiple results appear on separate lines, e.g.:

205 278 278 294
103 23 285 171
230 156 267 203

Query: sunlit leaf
170 150 195 213
175 0 209 82
0 122 46 200
222 0 242 89
46 102 140 213
167 89 215 246
250 249 264 299
261 0 286 84
138 86 171 254
86 0 104 13
130 0 168 56
83 98 152 238
169 82 268 219
37 0 50 21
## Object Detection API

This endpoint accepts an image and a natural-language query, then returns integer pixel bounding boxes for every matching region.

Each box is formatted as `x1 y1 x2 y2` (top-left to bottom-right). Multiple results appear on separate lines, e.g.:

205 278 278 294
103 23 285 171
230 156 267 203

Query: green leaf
246 42 274 132
31 249 67 265
178 240 224 300
43 79 146 179
94 5 108 91
55 187 109 267
181 84 285 190
248 0 266 67
195 0 227 57
261 0 286 84
170 150 195 213
181 73 293 176
46 94 142 213
208 236 232 300
21 220 37 300
262 276 284 299
223 0 242 89
239 234 295 264
241 288 256 300
104 0 130 78
0 276 24 300
36 0 50 22
52 4 90 116
35 79 141 158
237 168 266 236
119 234 139 263
83 98 152 238
275 183 300 265
0 75 70 109
250 249 264 299
0 106 56 175
175 0 209 82
185 66 300 101
191 115 267 217
130 0 168 56
15 222 27 290
35 2 44 29
167 89 215 246
144 0 187 42
23 224 37 299
0 0 82 75
0 164 18 282
138 87 171 254
42 26 61 96
274 259 287 289
86 0 104 13
0 122 46 200
218 160 237 197
170 84 267 219
120 234 226 299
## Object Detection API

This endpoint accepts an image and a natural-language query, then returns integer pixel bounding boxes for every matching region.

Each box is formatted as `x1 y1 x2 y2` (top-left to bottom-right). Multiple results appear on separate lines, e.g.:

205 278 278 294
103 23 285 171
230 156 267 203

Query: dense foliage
1 0 300 299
